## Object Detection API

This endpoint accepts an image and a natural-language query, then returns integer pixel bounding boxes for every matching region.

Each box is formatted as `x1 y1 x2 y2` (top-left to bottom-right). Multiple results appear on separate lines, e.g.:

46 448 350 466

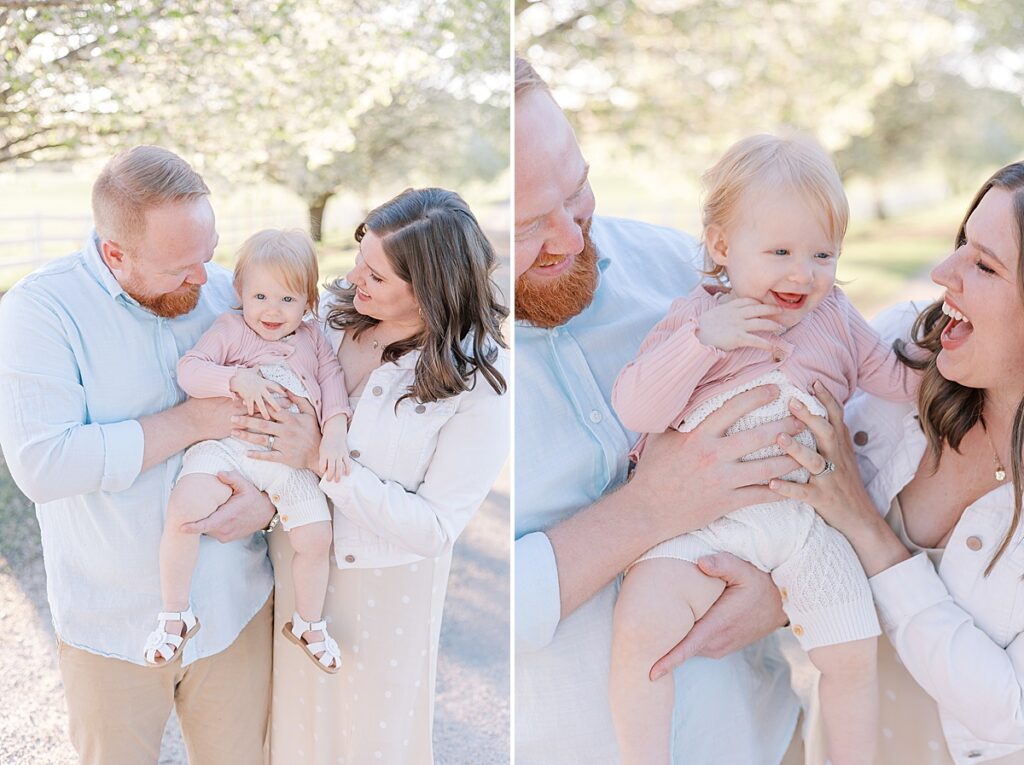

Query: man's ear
705 223 729 268
100 239 128 273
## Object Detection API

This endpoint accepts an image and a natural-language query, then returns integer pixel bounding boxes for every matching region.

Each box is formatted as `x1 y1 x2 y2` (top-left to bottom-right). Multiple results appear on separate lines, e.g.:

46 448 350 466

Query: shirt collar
82 230 129 301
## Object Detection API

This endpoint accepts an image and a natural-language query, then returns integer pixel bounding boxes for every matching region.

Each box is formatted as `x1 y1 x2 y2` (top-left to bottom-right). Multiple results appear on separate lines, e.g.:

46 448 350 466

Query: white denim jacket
319 318 509 569
847 302 1024 765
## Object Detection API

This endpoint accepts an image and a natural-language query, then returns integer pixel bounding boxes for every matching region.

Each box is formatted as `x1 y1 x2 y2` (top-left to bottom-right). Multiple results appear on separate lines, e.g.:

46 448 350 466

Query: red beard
124 283 202 318
515 219 599 328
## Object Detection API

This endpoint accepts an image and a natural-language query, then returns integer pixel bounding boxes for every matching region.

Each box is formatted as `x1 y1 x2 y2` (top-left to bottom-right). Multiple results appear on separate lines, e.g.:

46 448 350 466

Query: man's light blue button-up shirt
515 216 799 764
0 232 274 666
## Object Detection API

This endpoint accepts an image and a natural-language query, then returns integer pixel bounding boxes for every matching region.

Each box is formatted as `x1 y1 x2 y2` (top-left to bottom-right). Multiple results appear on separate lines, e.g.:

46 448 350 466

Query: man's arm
548 385 802 620
0 286 241 502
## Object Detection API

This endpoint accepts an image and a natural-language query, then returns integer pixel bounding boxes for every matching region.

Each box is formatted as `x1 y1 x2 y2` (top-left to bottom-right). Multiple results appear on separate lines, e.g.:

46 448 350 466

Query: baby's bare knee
288 521 333 557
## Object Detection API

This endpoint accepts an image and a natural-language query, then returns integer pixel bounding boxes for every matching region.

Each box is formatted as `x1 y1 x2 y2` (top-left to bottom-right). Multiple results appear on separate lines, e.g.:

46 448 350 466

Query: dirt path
0 461 509 764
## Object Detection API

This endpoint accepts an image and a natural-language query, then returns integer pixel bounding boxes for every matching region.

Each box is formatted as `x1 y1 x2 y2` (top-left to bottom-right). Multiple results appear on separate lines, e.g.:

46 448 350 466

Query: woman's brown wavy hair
895 162 1024 574
325 188 508 406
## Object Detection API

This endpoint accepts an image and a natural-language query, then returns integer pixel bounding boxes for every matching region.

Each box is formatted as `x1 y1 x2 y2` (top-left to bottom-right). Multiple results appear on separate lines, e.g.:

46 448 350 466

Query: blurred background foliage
517 0 1024 313
0 0 509 286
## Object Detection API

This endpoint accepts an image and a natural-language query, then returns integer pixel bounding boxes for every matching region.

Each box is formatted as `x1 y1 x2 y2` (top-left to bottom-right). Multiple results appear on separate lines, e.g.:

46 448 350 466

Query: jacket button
372 386 383 396
966 536 983 551
415 404 426 413
344 554 356 563
350 449 360 458
854 431 869 446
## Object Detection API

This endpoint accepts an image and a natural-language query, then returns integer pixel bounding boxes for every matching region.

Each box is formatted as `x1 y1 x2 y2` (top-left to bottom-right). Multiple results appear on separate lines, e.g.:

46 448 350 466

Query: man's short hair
515 56 551 100
92 146 210 249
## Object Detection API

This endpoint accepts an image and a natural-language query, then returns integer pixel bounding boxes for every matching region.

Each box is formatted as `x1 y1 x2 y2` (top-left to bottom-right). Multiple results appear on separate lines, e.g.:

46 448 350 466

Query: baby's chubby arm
318 413 351 482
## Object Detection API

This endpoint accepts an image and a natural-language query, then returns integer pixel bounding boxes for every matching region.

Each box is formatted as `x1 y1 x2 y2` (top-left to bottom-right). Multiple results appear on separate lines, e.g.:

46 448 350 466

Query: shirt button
350 449 361 458
791 624 804 637
372 386 383 396
966 536 983 551
344 554 355 563
853 431 869 446
271 494 280 503
589 410 603 424
415 404 426 414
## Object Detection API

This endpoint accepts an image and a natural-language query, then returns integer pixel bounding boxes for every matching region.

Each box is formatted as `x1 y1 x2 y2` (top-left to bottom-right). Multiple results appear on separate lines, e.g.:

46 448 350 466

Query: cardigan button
344 554 356 564
966 536 983 551
372 386 383 396
791 624 804 638
349 449 360 458
772 350 785 363
853 431 869 446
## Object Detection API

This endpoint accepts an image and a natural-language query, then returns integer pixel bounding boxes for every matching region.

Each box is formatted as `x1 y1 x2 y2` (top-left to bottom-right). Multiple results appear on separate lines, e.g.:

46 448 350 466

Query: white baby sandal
143 607 201 666
282 612 341 674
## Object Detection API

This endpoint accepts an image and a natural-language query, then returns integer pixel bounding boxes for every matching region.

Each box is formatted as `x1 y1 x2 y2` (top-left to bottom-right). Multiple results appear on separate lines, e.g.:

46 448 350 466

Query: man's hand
628 385 804 539
697 297 784 352
649 553 786 680
179 471 275 542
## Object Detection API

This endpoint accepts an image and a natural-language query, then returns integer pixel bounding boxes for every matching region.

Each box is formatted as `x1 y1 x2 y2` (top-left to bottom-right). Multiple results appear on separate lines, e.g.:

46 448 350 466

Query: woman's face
345 230 421 326
931 186 1024 394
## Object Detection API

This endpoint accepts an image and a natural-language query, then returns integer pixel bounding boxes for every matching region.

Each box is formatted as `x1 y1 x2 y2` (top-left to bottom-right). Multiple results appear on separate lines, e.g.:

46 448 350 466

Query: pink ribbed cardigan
177 312 351 426
612 284 917 435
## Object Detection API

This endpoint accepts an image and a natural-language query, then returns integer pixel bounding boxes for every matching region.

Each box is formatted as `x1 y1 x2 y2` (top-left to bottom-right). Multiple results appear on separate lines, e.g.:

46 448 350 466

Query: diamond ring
810 460 835 477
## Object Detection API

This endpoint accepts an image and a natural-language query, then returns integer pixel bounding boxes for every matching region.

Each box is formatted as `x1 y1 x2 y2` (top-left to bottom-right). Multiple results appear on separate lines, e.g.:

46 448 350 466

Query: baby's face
239 264 308 342
711 187 840 329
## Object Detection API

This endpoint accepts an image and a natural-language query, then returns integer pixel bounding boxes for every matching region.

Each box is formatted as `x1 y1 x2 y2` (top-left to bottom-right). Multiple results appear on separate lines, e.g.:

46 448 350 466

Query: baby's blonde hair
702 134 849 281
233 229 320 317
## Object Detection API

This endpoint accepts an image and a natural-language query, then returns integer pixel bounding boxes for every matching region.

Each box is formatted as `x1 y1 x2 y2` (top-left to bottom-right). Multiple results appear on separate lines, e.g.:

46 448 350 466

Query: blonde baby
609 135 919 764
144 229 351 674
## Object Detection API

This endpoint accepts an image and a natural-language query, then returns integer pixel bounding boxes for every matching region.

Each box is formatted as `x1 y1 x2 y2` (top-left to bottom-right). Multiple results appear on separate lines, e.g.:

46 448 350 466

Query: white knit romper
632 370 880 650
178 363 331 531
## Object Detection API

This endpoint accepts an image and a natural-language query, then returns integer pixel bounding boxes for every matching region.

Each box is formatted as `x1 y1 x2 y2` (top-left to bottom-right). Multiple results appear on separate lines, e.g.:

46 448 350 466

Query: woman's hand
231 391 323 473
770 380 910 576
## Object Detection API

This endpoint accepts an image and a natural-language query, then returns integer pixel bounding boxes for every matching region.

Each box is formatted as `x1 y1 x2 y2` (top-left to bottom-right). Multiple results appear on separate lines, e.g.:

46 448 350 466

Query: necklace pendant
996 466 1007 482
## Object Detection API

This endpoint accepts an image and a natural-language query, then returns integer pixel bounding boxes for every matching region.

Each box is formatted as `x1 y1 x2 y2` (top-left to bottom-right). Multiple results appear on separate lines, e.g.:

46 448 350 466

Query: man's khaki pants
56 595 272 765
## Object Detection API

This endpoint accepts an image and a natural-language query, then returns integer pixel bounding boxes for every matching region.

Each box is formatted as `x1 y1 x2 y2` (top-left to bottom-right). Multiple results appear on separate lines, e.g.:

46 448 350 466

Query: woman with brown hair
233 187 509 763
772 162 1024 763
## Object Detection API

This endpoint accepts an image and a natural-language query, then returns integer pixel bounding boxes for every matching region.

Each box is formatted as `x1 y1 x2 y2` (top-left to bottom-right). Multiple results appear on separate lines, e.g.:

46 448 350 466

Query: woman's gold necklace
982 422 1008 482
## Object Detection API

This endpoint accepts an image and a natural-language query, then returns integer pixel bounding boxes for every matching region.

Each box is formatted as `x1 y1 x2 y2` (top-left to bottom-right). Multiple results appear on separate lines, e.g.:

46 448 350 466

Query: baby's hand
318 414 351 482
697 297 785 352
229 368 285 420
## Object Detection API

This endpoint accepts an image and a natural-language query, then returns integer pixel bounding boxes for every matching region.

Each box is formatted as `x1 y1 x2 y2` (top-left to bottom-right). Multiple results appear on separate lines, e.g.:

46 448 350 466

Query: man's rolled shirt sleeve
515 531 562 651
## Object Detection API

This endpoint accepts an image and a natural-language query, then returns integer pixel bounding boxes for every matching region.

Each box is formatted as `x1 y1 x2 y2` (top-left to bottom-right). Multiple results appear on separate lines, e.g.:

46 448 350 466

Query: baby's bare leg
160 474 231 629
286 520 333 645
809 638 878 765
609 557 726 765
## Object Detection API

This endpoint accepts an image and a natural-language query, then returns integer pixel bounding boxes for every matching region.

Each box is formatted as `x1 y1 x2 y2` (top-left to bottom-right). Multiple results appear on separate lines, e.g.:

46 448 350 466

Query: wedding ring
810 460 835 477
267 435 276 451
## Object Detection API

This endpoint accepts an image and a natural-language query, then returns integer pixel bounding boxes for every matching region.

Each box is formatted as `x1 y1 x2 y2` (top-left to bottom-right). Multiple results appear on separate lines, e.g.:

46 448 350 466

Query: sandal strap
289 612 327 637
157 607 197 630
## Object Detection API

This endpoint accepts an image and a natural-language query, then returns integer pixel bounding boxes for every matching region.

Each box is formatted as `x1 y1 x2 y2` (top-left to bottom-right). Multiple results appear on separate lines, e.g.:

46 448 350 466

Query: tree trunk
308 192 334 242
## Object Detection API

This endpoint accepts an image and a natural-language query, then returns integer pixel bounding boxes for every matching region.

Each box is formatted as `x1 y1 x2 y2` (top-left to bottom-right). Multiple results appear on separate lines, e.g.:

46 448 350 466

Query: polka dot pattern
267 529 452 763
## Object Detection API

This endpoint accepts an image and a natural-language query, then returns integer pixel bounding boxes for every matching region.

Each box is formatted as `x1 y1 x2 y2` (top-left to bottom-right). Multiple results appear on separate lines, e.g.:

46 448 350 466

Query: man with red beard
514 59 805 764
0 146 277 764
